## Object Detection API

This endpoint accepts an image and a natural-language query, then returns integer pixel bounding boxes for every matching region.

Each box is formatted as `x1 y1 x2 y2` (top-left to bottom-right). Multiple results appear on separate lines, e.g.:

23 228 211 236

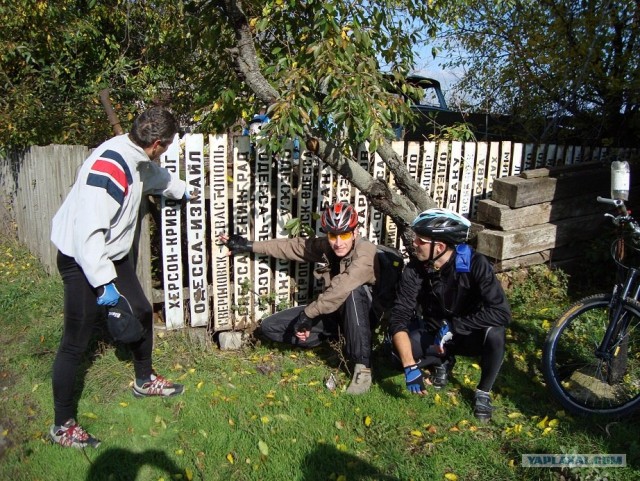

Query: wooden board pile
474 162 634 271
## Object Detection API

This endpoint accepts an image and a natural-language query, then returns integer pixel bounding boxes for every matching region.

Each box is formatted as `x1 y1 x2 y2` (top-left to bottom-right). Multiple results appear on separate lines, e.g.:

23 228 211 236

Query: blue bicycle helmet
411 208 470 245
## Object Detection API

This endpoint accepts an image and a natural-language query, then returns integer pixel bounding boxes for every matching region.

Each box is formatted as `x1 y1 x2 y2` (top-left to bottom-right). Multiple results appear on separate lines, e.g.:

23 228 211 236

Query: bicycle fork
597 267 639 363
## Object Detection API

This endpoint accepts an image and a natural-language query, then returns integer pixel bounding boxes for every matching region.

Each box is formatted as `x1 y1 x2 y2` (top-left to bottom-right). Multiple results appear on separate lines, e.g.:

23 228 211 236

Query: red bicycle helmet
320 201 358 234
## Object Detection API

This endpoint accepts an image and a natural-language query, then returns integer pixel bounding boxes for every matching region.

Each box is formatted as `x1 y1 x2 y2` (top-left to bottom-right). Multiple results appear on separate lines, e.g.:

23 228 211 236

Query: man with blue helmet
389 208 511 421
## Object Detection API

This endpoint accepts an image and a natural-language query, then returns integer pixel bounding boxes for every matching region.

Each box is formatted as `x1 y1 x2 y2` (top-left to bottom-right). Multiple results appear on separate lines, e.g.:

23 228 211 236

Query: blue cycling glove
97 282 121 307
404 364 426 394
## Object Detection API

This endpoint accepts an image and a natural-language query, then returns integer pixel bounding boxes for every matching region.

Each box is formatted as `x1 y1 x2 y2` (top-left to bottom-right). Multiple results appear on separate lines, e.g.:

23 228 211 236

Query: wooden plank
160 134 185 330
460 142 475 217
231 136 252 322
210 133 232 331
511 142 523 176
476 194 609 230
472 141 488 215
420 141 436 195
433 141 449 207
184 134 209 327
476 213 606 260
491 167 610 208
368 150 386 244
294 148 315 306
446 141 462 212
486 142 500 197
275 143 294 308
253 142 273 321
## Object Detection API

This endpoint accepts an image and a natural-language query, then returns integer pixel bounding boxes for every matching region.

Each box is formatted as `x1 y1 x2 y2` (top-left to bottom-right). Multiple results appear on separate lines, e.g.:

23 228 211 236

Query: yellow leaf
542 427 554 436
119 402 128 408
197 381 204 390
364 416 372 427
82 412 98 419
410 430 423 437
175 449 184 456
185 467 193 480
258 440 269 456
508 459 516 468
188 368 196 374
507 412 522 419
261 416 270 424
226 453 234 464
434 393 442 404
444 473 458 480
541 320 551 330
471 363 481 370
536 416 549 429
336 443 348 452
31 384 40 392
548 418 560 428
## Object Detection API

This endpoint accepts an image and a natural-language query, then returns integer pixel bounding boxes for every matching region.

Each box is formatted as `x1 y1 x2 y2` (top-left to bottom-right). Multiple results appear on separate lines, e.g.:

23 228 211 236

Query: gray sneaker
431 357 456 389
133 373 184 398
474 390 494 422
346 363 372 395
49 418 101 449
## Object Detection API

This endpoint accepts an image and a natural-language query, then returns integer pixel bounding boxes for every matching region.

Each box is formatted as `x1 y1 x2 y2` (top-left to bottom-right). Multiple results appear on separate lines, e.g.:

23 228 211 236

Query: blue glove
404 364 426 394
434 322 453 354
184 188 200 201
97 282 121 307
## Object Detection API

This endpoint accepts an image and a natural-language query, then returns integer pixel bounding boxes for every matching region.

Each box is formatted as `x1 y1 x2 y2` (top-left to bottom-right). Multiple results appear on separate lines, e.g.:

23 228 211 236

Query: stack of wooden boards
474 162 637 271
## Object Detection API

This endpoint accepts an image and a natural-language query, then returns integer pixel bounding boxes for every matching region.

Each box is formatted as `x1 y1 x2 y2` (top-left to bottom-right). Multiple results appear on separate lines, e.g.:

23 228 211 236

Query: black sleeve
450 253 511 335
388 260 422 336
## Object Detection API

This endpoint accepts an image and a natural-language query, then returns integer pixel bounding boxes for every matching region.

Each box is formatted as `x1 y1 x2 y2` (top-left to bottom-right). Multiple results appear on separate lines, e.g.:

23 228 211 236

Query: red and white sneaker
49 418 101 448
133 373 184 398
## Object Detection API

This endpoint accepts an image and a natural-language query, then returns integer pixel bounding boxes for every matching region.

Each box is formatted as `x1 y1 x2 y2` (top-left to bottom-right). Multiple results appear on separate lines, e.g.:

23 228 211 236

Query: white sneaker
346 363 372 395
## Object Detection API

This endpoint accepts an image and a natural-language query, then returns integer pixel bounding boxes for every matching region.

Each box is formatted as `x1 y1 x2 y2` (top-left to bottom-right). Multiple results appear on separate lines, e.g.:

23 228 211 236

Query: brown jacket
252 236 378 318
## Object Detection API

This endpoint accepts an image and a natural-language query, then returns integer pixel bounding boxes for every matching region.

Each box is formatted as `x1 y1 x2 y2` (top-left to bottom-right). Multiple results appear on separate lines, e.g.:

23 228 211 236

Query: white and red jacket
51 134 186 288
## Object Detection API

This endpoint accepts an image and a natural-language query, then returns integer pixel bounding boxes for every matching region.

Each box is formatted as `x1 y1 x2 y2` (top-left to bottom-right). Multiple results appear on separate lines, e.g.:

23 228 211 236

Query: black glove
293 310 313 333
225 234 253 253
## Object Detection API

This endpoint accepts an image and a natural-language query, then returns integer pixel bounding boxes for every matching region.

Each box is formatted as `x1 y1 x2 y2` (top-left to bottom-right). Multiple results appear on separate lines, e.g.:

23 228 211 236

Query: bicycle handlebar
597 196 640 239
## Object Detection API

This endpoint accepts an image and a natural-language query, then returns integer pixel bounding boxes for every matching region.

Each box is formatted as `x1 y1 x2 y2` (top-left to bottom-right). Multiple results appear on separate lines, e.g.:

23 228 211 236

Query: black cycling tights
408 326 506 392
259 285 375 367
52 252 154 426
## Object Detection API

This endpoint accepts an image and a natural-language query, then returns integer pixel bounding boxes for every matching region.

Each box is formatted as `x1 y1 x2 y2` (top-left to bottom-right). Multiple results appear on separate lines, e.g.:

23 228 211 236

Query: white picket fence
158 135 631 331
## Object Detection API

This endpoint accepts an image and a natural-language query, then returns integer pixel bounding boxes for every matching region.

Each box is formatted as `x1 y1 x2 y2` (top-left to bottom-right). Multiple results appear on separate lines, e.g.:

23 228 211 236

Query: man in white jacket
49 106 194 448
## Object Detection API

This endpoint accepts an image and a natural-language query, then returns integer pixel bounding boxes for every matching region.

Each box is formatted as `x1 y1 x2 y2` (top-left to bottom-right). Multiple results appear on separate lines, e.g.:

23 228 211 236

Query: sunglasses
414 236 440 245
327 232 354 241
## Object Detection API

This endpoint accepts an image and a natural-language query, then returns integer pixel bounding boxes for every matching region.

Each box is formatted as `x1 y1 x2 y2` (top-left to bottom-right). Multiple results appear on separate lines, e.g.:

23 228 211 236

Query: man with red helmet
220 201 401 394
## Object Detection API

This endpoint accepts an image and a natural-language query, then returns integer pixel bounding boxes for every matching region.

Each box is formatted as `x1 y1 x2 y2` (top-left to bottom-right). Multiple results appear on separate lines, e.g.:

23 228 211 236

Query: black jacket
389 248 511 336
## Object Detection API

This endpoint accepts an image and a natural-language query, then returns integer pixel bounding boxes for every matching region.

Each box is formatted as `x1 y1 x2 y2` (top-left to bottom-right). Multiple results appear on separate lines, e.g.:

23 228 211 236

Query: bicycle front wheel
542 294 640 417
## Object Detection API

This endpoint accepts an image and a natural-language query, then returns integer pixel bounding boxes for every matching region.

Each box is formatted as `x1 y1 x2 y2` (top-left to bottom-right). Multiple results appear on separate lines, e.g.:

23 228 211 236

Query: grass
1 236 639 481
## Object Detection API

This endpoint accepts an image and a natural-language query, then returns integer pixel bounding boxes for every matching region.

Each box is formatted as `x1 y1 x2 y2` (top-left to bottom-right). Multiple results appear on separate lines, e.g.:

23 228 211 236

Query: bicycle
542 196 640 416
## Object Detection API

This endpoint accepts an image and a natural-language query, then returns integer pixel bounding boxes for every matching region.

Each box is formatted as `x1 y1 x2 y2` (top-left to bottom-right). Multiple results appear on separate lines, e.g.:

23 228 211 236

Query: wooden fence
0 137 634 332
